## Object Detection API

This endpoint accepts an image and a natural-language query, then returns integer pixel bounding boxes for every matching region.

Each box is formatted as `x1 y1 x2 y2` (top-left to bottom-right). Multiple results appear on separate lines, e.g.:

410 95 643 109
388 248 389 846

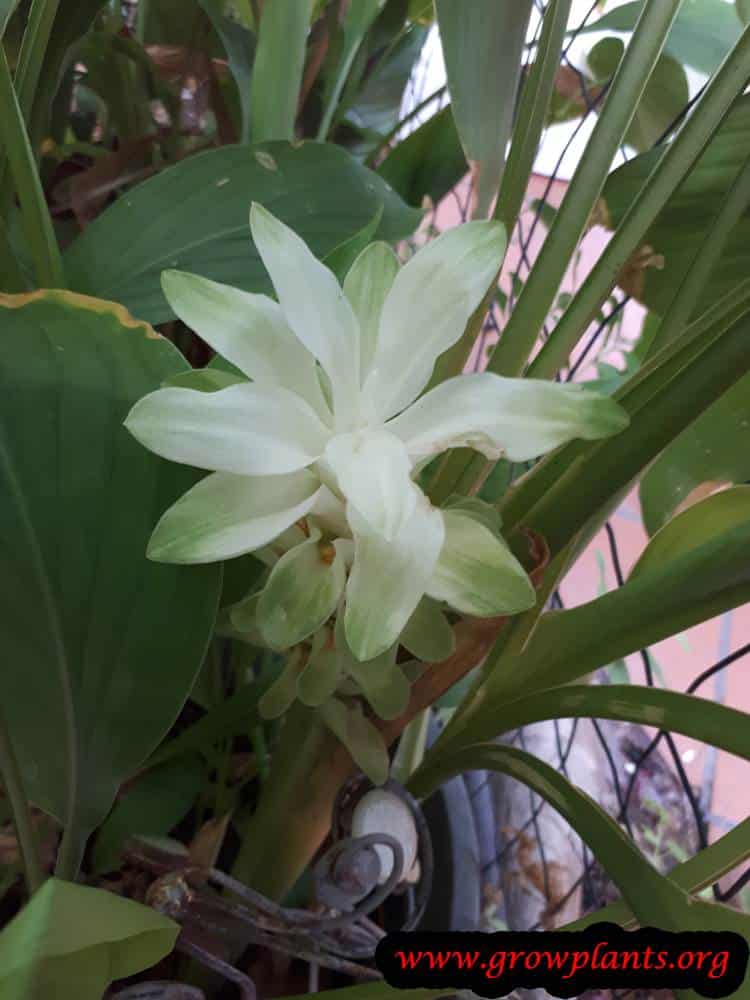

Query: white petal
310 484 350 538
147 470 321 563
125 382 330 475
345 492 445 661
161 270 331 421
323 430 416 541
426 510 536 616
362 220 506 420
388 371 630 463
250 203 361 429
343 241 400 382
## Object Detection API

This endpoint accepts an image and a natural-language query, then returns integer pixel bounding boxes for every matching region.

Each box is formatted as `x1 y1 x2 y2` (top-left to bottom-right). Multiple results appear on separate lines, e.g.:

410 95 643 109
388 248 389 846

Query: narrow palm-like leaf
528 23 750 379
566 816 750 931
420 685 750 786
250 0 312 141
489 0 682 377
436 0 533 218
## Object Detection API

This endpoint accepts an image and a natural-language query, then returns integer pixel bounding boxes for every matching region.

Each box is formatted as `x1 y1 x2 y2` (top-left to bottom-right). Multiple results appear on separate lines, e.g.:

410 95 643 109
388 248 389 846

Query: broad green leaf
64 142 421 325
587 39 689 153
410 744 693 930
377 104 466 207
250 0 312 141
92 755 204 874
0 877 178 999
601 95 750 317
436 0 533 216
0 291 221 851
633 486 750 573
580 0 744 75
640 379 750 534
198 0 255 142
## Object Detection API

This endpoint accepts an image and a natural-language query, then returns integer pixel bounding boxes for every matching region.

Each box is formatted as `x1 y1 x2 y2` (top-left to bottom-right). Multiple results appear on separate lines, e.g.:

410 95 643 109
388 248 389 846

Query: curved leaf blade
601 95 750 317
425 684 750 772
436 0 533 216
64 142 422 325
250 0 312 142
580 0 743 75
0 291 221 847
0 877 178 999
640 383 750 534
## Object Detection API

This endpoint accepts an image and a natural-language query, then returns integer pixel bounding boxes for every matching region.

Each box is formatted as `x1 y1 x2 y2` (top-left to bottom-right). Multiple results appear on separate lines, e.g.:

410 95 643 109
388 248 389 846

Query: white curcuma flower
125 204 628 663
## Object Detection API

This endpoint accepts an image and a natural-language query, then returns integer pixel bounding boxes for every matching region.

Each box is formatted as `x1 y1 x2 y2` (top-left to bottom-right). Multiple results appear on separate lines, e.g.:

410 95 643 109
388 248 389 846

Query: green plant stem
488 0 682 379
0 706 44 894
528 23 750 380
494 0 573 235
0 43 64 288
644 154 750 360
232 702 333 900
